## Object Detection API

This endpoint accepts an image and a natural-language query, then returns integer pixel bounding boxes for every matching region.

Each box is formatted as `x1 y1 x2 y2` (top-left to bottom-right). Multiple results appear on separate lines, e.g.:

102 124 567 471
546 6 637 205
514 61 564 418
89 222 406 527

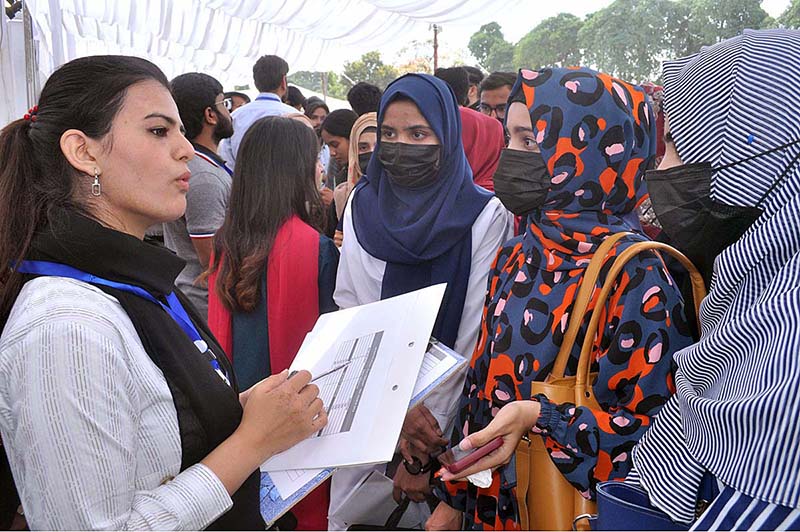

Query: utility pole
432 24 440 72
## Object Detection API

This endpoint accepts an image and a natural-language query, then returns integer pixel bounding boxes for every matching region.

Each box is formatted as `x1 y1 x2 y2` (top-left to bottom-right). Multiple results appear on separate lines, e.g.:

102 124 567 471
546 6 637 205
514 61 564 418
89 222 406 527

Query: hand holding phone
434 400 542 482
436 436 503 475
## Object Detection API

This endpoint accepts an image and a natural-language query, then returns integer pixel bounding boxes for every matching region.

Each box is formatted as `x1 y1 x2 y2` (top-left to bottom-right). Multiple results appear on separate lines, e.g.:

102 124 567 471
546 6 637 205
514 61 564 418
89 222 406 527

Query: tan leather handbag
515 233 707 531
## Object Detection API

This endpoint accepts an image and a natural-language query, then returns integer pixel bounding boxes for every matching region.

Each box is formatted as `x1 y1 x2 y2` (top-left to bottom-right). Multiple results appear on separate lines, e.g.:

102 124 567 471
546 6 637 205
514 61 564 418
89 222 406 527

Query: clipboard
260 338 468 527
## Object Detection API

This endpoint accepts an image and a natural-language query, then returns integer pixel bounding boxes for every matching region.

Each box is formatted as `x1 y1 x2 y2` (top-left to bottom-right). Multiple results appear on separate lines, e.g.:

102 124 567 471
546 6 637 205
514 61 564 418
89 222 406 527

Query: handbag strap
384 497 411 529
550 232 631 379
576 241 707 398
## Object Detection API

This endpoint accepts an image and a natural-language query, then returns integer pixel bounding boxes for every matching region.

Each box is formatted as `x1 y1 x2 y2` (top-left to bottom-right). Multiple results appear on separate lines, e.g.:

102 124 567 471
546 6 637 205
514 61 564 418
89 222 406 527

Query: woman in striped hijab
630 29 800 529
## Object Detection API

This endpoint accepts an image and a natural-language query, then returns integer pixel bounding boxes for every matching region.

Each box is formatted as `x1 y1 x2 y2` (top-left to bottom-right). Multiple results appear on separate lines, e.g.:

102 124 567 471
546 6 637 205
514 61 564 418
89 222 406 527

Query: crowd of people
0 27 799 532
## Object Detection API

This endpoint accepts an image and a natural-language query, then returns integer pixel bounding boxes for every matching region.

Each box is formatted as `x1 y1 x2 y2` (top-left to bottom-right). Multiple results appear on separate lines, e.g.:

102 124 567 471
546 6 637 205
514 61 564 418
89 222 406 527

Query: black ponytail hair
0 55 169 324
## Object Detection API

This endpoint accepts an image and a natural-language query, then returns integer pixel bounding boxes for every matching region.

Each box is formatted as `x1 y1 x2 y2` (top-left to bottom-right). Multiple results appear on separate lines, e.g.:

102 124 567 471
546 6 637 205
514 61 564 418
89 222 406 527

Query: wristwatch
403 456 434 475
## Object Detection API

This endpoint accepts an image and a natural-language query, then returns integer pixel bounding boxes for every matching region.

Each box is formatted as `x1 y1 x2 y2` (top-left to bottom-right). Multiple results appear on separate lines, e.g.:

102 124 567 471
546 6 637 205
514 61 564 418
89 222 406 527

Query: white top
218 92 298 169
0 277 233 530
334 196 513 433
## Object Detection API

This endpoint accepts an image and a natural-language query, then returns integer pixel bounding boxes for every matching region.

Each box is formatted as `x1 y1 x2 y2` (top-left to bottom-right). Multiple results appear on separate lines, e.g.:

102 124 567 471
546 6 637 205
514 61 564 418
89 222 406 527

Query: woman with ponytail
0 55 326 530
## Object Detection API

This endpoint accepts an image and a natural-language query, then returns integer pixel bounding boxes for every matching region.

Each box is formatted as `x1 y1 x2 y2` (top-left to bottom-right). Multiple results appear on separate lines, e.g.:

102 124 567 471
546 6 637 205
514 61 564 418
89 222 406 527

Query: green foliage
288 71 324 92
342 51 400 90
468 22 504 69
572 0 770 82
486 41 516 72
578 0 682 82
681 0 769 54
514 13 584 69
319 1 776 88
287 71 348 99
468 22 515 71
779 0 800 27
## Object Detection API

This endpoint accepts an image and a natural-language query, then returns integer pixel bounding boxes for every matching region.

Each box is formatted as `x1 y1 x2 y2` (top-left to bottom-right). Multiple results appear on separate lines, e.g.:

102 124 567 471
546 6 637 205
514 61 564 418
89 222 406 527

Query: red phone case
439 436 503 474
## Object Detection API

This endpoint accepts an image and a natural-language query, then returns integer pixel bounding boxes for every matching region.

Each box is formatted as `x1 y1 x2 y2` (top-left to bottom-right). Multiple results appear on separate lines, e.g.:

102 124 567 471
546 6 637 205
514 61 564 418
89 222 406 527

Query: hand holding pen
289 361 351 383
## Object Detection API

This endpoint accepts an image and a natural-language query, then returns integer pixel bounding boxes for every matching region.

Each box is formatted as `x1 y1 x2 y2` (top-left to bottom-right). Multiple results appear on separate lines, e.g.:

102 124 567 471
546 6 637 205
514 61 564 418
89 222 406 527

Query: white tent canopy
1 0 516 124
25 0 512 84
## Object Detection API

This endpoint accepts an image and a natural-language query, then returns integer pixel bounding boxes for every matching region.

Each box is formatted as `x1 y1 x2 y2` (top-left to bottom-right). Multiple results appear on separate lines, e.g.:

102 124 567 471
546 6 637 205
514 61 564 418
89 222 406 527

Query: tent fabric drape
26 0 517 83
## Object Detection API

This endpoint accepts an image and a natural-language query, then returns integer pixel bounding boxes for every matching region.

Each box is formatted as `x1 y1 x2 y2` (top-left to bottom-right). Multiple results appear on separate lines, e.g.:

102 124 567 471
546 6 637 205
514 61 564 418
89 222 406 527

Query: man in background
434 67 470 106
478 71 516 123
347 82 383 115
225 90 250 112
219 54 296 168
165 73 234 319
435 67 505 191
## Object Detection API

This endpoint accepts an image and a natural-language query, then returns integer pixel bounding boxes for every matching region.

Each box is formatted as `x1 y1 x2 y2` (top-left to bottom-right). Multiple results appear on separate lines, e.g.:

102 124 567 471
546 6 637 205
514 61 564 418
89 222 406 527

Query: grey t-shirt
163 150 231 320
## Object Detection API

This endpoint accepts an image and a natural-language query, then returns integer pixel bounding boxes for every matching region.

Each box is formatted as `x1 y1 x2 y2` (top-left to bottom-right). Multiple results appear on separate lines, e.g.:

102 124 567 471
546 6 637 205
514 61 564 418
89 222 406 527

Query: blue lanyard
16 260 230 386
193 150 233 177
255 93 281 102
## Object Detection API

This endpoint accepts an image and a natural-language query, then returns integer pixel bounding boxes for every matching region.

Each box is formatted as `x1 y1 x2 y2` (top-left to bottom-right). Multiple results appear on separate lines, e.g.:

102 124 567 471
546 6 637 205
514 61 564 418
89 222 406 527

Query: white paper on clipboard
261 284 446 472
267 339 468 500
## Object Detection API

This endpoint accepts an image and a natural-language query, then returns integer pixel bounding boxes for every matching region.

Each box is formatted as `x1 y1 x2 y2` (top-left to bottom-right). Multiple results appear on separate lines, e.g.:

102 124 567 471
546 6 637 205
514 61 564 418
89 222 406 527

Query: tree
778 0 800 27
578 0 684 82
679 0 769 55
514 13 584 70
287 71 347 99
468 22 515 72
288 71 324 92
486 40 516 72
342 51 399 90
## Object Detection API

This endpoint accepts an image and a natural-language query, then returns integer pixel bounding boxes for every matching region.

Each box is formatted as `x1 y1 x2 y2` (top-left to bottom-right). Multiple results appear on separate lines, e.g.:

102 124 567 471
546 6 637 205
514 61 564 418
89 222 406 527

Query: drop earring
92 169 101 196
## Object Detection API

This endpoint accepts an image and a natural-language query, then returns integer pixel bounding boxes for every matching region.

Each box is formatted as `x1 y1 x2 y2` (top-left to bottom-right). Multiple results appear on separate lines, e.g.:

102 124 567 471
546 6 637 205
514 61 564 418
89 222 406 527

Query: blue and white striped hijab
632 29 800 523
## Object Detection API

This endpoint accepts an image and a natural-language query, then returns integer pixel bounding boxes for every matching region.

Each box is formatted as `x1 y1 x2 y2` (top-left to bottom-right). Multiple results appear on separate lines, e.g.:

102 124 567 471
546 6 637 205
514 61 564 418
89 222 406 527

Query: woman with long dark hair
0 55 326 530
207 115 339 530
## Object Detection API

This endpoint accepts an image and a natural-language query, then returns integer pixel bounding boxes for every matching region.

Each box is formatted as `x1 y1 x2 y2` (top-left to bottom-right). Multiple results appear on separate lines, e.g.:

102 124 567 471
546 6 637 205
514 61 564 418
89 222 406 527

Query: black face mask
378 142 441 189
646 162 763 286
492 148 551 216
358 151 373 175
647 135 800 286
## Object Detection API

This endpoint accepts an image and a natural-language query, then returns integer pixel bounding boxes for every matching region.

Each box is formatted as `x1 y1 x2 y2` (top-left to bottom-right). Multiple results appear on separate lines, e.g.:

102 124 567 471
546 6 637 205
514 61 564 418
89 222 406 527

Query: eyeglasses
479 102 507 117
212 97 233 112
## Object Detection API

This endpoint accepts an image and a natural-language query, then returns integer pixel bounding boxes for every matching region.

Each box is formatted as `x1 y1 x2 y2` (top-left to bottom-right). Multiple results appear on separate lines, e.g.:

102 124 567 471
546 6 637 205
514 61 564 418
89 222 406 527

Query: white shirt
329 195 513 530
335 195 513 415
0 277 233 530
219 92 297 169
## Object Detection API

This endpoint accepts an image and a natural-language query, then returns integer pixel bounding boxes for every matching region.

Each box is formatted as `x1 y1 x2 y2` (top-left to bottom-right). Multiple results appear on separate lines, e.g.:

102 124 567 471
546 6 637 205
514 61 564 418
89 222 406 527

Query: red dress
208 215 331 530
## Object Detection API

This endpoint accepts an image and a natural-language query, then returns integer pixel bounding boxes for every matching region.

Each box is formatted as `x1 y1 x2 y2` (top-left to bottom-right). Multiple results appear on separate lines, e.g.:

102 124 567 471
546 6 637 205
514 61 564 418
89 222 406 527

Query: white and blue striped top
632 29 800 524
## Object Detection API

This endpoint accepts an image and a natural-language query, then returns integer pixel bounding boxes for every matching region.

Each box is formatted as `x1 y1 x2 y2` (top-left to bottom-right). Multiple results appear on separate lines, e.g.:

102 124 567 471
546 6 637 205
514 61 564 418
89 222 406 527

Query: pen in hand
289 361 351 383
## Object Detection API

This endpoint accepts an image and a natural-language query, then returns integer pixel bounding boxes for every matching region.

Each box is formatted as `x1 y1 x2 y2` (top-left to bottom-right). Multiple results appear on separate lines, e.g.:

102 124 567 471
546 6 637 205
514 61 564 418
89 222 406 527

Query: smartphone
437 436 503 475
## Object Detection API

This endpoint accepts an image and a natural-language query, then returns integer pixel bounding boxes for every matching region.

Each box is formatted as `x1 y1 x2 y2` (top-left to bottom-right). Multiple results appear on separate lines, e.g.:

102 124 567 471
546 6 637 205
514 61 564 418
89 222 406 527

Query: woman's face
657 115 683 169
310 107 327 129
357 130 377 154
505 101 540 153
87 80 193 237
321 129 350 167
380 100 440 145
